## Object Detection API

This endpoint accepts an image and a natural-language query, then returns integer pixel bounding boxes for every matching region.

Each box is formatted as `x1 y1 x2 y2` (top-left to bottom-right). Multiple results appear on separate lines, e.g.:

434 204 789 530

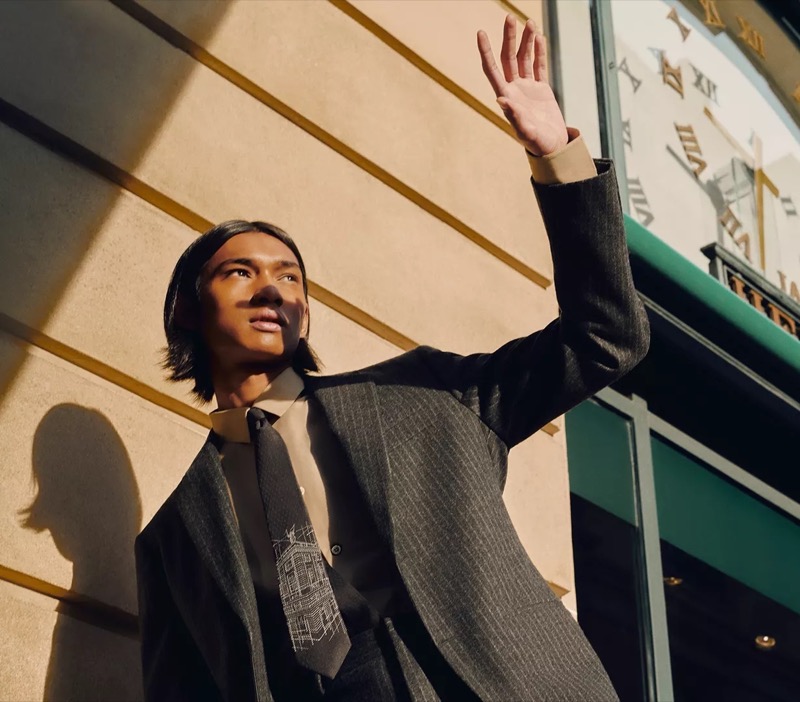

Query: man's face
198 232 309 372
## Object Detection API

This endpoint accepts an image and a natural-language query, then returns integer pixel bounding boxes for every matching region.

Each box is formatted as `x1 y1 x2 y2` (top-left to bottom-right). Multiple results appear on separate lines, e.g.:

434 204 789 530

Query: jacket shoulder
309 346 434 386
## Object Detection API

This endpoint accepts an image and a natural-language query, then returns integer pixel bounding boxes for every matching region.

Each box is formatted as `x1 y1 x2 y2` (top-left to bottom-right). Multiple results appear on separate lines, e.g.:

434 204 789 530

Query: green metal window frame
624 216 800 382
585 388 673 701
569 2 800 698
585 385 800 701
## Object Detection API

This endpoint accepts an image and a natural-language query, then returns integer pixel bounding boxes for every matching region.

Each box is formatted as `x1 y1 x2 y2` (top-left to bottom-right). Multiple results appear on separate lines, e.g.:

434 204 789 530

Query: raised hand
478 15 568 157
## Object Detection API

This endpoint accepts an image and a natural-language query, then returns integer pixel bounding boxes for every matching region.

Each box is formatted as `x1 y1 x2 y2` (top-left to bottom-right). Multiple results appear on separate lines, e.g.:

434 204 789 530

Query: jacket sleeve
135 529 221 701
418 159 649 450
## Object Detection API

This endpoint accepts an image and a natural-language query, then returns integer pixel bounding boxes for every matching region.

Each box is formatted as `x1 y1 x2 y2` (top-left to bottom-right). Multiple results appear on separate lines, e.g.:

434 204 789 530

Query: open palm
478 15 568 157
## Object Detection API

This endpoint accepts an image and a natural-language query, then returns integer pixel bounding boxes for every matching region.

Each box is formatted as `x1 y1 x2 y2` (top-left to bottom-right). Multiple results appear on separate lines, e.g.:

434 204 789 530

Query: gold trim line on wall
0 102 560 436
494 0 531 24
329 0 520 138
547 580 570 599
0 308 560 437
109 0 551 291
0 97 414 354
0 560 566 636
0 563 139 639
0 311 213 428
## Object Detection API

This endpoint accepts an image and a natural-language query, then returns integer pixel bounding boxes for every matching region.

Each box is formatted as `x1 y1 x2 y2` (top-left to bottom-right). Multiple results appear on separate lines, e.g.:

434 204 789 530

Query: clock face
610 0 800 306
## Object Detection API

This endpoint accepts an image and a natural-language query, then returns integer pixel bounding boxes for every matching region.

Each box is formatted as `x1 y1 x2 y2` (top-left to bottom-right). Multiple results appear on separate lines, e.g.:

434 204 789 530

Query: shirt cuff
526 127 597 184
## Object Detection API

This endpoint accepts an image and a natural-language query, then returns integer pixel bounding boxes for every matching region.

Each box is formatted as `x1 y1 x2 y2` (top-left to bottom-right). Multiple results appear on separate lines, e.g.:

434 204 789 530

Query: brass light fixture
663 576 683 586
754 635 776 651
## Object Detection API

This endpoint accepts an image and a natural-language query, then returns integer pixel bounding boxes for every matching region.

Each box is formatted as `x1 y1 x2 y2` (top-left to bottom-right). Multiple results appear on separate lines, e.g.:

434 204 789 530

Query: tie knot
246 406 269 441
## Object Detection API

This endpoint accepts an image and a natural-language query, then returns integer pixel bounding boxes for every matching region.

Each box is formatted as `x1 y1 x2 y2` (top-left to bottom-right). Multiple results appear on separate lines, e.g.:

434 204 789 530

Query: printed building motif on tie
274 524 345 651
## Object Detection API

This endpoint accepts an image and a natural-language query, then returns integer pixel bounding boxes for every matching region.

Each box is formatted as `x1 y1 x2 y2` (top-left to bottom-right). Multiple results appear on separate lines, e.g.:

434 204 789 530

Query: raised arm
416 16 649 450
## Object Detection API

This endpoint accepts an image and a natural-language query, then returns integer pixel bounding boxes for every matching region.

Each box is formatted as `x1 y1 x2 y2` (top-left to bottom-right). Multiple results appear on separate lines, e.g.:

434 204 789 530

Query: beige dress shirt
527 127 596 184
209 129 596 616
211 367 401 614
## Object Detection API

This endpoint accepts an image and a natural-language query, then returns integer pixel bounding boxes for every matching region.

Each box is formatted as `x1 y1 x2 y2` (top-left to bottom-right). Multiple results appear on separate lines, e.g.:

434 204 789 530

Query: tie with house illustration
246 407 351 679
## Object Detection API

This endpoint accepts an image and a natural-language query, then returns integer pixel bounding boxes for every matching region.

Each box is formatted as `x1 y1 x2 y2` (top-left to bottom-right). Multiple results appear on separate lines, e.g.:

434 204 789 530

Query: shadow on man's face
20 403 143 700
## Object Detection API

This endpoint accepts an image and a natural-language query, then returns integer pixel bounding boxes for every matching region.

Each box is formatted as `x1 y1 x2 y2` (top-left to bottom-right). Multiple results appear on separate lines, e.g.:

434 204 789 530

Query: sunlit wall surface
0 1 588 699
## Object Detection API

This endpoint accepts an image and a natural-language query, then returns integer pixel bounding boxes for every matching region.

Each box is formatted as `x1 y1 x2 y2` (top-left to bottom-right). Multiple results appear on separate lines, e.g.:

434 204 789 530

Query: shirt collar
209 367 305 443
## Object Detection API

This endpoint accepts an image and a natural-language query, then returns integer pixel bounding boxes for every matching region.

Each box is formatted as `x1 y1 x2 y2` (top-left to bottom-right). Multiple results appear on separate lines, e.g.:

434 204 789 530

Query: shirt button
331 543 342 556
300 486 305 496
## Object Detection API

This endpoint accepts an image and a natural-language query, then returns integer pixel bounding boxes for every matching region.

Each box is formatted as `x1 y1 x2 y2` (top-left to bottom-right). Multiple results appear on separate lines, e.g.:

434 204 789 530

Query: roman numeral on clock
700 0 725 30
666 7 691 41
691 64 718 103
719 206 742 238
736 16 766 59
627 177 654 227
674 124 707 177
622 119 632 150
648 48 684 98
719 206 752 261
661 53 684 98
617 57 642 93
781 196 798 217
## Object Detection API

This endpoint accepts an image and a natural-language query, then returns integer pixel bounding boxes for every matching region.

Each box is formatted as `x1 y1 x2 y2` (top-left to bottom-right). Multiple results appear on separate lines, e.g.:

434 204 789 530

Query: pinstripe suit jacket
135 158 650 701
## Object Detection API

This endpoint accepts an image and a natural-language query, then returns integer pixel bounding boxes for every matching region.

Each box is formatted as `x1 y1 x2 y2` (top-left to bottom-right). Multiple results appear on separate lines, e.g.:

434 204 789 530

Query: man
135 15 649 702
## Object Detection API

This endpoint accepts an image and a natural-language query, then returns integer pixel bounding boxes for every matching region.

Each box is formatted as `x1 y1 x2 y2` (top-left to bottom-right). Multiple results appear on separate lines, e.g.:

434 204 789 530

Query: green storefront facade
567 217 800 700
556 1 800 699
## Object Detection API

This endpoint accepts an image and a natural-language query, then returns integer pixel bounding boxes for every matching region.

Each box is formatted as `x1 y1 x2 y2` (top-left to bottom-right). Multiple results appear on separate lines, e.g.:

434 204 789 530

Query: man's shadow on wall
20 404 143 701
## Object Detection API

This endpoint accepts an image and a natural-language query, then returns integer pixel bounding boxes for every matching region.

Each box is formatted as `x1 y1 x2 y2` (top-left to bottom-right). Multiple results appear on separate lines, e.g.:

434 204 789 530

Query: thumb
496 97 520 129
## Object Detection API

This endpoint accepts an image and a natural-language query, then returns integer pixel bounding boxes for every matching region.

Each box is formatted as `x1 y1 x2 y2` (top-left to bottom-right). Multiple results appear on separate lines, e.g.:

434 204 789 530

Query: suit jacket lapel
175 435 259 636
305 373 394 549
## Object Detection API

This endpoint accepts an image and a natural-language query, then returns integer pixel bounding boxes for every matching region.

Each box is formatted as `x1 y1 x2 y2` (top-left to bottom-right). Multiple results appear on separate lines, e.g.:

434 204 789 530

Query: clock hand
753 135 780 273
703 106 754 168
667 143 752 260
702 106 782 272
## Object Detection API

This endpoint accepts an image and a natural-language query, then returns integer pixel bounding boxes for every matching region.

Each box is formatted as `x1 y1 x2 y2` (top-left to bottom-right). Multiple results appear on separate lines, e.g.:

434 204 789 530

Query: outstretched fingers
477 29 506 97
533 32 549 84
517 19 535 79
500 14 519 82
479 14 547 97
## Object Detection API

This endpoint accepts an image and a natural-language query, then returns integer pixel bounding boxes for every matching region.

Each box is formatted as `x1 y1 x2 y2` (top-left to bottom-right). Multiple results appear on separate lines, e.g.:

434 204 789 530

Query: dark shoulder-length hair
162 220 321 404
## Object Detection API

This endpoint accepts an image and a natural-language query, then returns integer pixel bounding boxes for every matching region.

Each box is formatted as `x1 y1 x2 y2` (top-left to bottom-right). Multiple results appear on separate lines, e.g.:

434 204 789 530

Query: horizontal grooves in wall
308 283 416 352
330 0 516 138
0 99 417 425
0 0 568 639
0 6 562 425
0 304 557 436
111 0 551 291
0 563 139 639
0 97 418 352
0 97 209 233
0 560 566 636
0 311 212 428
1 0 561 635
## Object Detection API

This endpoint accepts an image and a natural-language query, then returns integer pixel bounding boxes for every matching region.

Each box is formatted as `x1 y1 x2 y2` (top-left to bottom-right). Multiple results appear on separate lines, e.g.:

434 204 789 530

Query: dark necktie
246 406 351 679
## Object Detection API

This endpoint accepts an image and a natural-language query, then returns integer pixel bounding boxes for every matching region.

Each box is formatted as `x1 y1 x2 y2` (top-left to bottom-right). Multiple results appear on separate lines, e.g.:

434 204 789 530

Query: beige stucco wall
0 1 586 699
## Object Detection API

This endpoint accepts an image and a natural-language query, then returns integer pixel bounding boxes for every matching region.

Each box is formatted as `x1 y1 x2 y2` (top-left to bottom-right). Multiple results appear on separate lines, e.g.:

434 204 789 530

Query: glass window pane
567 399 637 526
566 400 647 701
651 435 800 700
